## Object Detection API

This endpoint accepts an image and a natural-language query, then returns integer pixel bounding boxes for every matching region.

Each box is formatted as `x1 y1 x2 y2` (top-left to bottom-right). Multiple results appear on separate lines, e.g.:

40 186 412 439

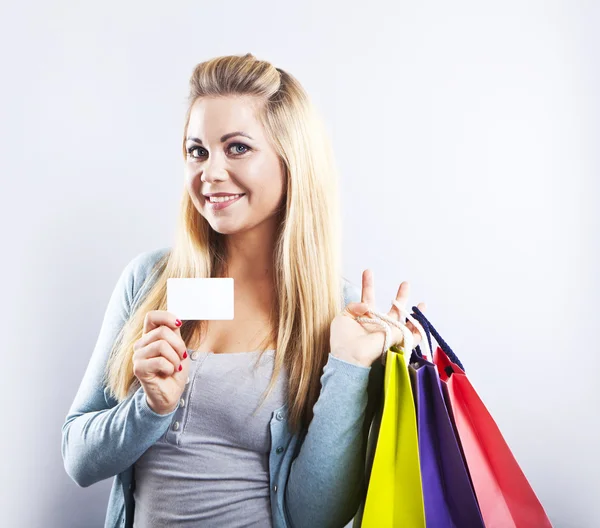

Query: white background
0 1 598 526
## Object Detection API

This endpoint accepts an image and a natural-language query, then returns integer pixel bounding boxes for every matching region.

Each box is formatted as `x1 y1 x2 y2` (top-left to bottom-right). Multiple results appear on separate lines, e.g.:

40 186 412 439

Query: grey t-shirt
133 348 287 527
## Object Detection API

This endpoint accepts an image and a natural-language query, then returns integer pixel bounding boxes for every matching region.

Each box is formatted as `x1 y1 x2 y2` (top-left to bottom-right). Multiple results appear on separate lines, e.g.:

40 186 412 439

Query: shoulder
121 250 360 309
120 246 171 309
128 246 171 278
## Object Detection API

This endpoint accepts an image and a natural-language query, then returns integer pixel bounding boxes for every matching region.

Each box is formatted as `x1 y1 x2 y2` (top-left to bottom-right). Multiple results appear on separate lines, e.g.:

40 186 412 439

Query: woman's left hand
330 269 427 368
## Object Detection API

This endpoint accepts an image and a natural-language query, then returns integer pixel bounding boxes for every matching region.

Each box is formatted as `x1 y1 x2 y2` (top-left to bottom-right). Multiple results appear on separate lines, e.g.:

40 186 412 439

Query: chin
210 226 240 235
206 220 249 236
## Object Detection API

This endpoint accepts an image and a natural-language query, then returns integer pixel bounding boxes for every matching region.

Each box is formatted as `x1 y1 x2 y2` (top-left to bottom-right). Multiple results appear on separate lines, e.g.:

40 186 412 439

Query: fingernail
175 319 182 327
178 364 183 371
183 351 187 359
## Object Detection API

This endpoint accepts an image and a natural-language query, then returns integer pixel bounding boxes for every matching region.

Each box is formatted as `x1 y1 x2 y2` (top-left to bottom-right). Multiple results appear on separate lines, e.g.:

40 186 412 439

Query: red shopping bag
435 347 551 528
411 307 552 528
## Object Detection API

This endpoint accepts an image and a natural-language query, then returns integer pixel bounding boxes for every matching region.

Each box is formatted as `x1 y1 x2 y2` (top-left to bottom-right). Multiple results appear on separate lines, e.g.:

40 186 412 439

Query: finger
342 302 387 342
361 270 376 310
343 301 371 318
406 303 427 333
408 301 428 347
136 356 176 378
389 281 410 321
143 310 182 336
135 326 187 361
134 340 182 373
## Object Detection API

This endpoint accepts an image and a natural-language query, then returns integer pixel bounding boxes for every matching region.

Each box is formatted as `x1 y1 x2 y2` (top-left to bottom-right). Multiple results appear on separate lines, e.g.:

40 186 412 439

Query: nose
201 155 229 184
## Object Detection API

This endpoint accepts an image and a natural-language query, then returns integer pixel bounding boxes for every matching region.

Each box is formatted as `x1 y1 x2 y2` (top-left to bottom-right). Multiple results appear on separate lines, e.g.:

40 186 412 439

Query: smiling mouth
206 193 245 203
205 193 245 210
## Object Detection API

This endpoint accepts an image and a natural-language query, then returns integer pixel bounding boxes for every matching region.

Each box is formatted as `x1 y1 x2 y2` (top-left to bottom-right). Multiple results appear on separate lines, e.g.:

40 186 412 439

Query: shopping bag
358 345 425 528
409 353 485 527
413 307 553 528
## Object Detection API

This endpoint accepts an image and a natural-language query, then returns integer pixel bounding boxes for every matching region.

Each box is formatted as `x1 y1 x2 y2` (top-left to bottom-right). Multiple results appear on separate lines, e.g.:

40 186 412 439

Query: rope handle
411 306 465 371
355 301 432 365
352 303 465 371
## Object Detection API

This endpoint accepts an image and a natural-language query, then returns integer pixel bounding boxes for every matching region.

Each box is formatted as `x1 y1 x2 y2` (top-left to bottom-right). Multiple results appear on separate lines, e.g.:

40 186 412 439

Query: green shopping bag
355 345 425 527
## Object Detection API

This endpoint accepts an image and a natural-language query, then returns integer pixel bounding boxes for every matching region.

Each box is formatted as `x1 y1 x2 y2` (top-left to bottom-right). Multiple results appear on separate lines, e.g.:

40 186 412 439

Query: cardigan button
273 485 278 492
276 446 284 454
275 411 284 421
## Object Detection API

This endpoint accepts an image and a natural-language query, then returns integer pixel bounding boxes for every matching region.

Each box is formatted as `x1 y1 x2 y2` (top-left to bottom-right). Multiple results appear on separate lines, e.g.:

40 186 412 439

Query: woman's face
184 95 286 235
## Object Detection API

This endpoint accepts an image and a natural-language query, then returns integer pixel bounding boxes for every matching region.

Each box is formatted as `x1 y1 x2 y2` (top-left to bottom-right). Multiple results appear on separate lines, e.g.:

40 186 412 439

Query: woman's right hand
133 311 189 415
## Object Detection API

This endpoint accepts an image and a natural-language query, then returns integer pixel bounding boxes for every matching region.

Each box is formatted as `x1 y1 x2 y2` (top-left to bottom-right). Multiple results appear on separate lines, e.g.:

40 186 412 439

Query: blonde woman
61 53 426 528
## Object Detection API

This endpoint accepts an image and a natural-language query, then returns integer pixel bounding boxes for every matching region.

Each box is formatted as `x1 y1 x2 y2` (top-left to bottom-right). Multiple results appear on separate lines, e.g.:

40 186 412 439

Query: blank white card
166 278 234 321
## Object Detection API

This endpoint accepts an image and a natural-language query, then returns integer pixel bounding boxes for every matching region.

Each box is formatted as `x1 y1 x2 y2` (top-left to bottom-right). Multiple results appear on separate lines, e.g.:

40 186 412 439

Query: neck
223 222 277 284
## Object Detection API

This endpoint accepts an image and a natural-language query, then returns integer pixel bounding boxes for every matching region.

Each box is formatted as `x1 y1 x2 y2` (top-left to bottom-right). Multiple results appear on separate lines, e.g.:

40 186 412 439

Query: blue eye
186 143 251 159
186 146 205 158
230 143 250 155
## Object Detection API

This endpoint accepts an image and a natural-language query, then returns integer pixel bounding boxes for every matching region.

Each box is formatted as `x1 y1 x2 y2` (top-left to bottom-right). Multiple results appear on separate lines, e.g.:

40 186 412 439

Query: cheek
250 161 285 199
252 182 281 206
184 169 201 195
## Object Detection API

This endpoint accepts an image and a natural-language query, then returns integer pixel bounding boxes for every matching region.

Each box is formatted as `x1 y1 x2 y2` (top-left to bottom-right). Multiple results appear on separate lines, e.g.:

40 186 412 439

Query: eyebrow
185 131 254 144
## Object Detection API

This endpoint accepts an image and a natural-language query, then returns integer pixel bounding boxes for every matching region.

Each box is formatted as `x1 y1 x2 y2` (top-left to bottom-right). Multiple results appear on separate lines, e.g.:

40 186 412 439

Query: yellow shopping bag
355 345 425 527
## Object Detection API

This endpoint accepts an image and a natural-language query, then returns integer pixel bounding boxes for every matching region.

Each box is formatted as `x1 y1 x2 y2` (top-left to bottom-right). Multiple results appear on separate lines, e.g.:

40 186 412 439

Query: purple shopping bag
409 353 485 527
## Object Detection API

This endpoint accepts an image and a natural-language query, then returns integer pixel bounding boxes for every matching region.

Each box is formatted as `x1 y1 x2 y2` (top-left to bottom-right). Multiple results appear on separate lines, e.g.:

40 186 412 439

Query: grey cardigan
61 247 384 528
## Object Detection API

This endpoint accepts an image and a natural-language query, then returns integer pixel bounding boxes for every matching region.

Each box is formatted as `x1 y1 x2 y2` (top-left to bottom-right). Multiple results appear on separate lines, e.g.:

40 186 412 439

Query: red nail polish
178 364 183 371
183 351 187 359
175 319 182 327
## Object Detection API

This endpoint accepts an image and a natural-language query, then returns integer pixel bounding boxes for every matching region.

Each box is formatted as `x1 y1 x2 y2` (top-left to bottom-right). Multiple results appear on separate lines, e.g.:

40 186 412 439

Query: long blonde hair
104 53 343 435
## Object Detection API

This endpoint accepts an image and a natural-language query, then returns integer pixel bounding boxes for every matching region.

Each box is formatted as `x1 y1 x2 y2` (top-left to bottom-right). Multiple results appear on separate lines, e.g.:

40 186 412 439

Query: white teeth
209 194 243 203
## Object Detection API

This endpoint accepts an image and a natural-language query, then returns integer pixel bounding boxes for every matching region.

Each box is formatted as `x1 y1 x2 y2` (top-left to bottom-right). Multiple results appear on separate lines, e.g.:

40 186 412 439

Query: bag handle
410 306 465 372
356 302 432 365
